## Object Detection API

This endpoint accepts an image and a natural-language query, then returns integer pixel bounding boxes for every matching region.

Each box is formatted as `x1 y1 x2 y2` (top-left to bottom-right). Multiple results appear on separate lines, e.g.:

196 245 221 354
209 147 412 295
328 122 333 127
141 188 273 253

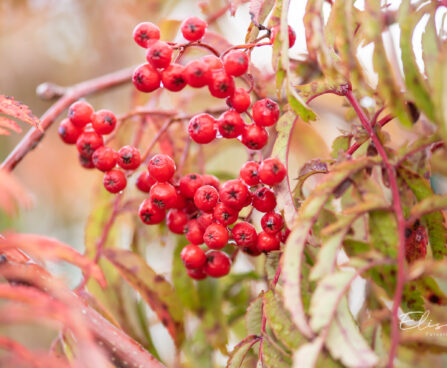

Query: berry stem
170 41 220 57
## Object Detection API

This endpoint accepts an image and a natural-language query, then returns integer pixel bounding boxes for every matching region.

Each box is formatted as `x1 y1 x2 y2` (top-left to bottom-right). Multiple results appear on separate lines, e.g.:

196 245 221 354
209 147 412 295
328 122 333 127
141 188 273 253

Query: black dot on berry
104 116 113 124
135 74 143 83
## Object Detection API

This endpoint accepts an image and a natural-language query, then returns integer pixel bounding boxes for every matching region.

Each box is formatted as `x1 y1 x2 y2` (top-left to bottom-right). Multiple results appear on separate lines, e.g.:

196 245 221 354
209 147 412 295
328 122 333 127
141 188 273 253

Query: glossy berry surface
241 124 268 150
259 158 286 186
166 209 188 234
184 60 211 88
226 88 251 113
204 223 229 250
252 98 280 127
68 101 93 128
117 145 141 170
201 55 223 71
252 187 277 213
213 203 238 226
218 110 245 138
208 69 235 99
188 114 217 144
202 174 220 190
161 64 187 92
194 185 219 212
232 222 257 248
92 146 117 172
261 212 284 234
187 267 207 280
257 231 280 252
136 171 156 192
181 244 207 269
76 131 104 158
146 41 173 69
139 198 165 225
133 22 160 48
148 154 176 182
103 170 127 193
132 63 161 93
150 182 177 209
223 51 249 77
179 174 203 198
92 109 117 135
197 211 214 231
181 16 207 41
184 219 204 245
219 179 250 210
205 250 231 278
239 161 260 186
58 118 83 144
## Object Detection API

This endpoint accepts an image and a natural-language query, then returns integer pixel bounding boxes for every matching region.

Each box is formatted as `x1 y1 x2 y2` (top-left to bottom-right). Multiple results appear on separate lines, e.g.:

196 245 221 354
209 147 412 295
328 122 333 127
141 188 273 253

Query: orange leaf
0 95 40 129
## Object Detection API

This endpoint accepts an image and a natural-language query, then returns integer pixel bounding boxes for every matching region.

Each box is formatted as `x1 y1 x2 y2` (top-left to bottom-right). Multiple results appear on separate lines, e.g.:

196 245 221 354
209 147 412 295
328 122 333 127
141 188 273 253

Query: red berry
226 88 251 113
259 158 286 186
223 50 249 77
161 64 187 92
146 41 173 69
92 109 116 135
185 219 204 245
133 22 160 48
208 69 235 99
219 179 250 210
218 110 245 138
139 198 165 225
181 244 207 269
252 187 277 213
242 243 263 256
280 227 291 243
184 60 211 88
240 161 260 186
231 222 257 248
202 174 220 190
201 55 224 71
252 98 280 127
181 16 207 41
197 211 214 231
257 231 280 252
188 114 217 144
79 154 95 169
92 146 117 172
173 187 188 209
179 174 204 198
271 25 296 48
76 130 104 158
167 209 188 234
68 101 94 128
187 266 207 280
136 171 156 193
148 154 176 182
150 182 177 209
204 223 229 250
58 118 83 144
261 212 284 234
213 203 238 226
103 170 127 193
132 63 161 93
117 145 141 170
194 185 219 212
204 250 231 278
241 124 268 150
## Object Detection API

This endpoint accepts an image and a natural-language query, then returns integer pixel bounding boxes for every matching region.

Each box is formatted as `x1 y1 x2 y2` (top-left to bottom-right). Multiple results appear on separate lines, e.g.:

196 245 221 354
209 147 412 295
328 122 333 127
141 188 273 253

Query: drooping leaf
0 95 40 129
227 335 260 368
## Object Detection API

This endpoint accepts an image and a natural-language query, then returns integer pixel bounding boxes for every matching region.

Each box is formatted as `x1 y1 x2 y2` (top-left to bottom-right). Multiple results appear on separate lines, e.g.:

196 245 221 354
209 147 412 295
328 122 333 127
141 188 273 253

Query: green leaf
331 135 351 158
245 293 263 336
369 210 398 258
410 194 447 220
184 327 214 368
265 251 281 285
261 338 292 368
227 335 260 368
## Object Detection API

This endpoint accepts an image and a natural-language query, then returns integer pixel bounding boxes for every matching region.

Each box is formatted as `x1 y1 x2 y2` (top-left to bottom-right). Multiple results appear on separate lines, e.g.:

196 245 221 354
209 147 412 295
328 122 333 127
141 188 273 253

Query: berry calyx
136 171 156 193
58 118 83 144
226 88 251 113
258 157 286 186
150 182 177 209
133 22 160 48
184 219 204 245
68 101 94 128
148 154 176 182
204 250 231 278
260 212 284 234
252 98 280 127
252 187 277 213
161 64 187 92
79 154 95 169
146 41 173 69
204 223 229 250
181 16 207 42
117 145 141 170
208 69 235 99
188 114 217 144
103 170 127 193
223 50 249 77
92 146 117 172
241 124 268 150
76 130 104 158
184 60 211 88
132 63 161 93
240 161 260 186
139 198 165 225
217 110 245 138
194 185 219 212
232 222 257 248
92 109 117 135
257 231 280 252
219 179 250 210
181 244 207 269
213 202 238 226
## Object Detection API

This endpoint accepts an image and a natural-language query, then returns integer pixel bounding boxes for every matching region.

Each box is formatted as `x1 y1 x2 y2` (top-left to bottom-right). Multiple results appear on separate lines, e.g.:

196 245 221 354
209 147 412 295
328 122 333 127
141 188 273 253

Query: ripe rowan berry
252 187 277 212
92 146 117 172
103 170 127 193
219 179 250 210
187 266 207 280
181 16 207 42
202 174 220 190
181 244 207 269
161 64 187 92
166 209 189 234
133 22 160 48
204 250 231 278
92 109 117 135
146 41 173 69
280 227 291 243
139 198 165 225
232 222 257 248
241 124 268 150
242 243 263 256
240 161 260 186
136 171 156 193
204 223 229 250
173 187 188 209
259 158 286 186
257 231 280 252
76 130 104 158
178 174 203 198
188 114 217 144
68 101 94 128
197 211 214 231
271 25 296 48
213 202 238 226
117 145 141 170
226 88 251 113
184 219 204 245
208 69 235 99
194 185 219 212
132 63 161 93
79 154 95 169
58 118 83 144
201 55 224 71
223 50 249 77
261 212 284 234
252 98 280 127
147 154 176 182
217 110 245 138
184 60 211 88
150 182 177 209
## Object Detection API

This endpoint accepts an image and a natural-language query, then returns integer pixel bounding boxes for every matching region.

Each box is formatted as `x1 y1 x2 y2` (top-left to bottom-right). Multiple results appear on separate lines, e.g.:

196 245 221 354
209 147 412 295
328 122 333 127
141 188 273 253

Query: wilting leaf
227 335 260 368
0 95 40 129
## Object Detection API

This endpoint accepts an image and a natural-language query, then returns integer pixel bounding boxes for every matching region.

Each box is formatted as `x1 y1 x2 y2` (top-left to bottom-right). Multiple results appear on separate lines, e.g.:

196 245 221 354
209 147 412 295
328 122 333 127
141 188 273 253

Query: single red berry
223 50 249 77
243 191 253 207
92 146 117 172
201 55 224 71
219 179 250 210
92 109 117 135
232 222 257 248
188 114 217 144
181 16 207 41
150 182 177 209
148 154 176 182
76 130 104 158
103 170 127 193
241 124 268 150
202 174 220 190
161 64 187 92
242 243 263 256
179 174 204 198
117 145 141 170
270 25 296 48
184 198 197 214
204 250 231 278
132 63 161 93
197 211 214 231
187 266 207 280
58 118 83 144
68 101 94 128
252 98 280 127
139 198 165 225
204 223 229 250
185 219 204 245
213 202 238 226
181 244 207 269
240 161 260 186
252 187 277 213
146 41 173 69
257 231 280 252
226 88 251 113
208 69 235 99
136 171 156 193
167 209 188 234
184 60 211 88
217 110 245 138
279 227 291 243
173 187 188 210
194 185 219 212
259 158 286 186
78 154 95 169
133 22 160 48
261 212 284 234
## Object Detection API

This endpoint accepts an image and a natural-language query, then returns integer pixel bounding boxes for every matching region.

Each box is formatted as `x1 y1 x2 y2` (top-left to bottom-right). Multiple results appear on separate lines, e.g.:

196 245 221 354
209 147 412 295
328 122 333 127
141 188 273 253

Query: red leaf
0 95 40 129
0 116 21 133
